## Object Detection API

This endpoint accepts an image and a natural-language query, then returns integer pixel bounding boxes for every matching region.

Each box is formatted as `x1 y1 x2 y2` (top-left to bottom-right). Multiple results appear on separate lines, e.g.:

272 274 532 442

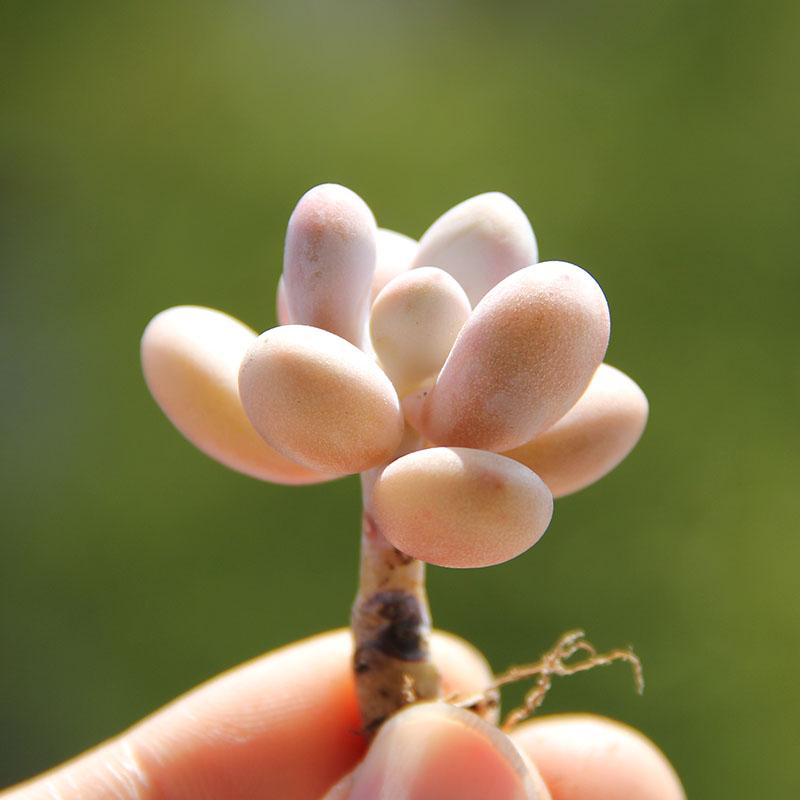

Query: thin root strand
450 629 644 732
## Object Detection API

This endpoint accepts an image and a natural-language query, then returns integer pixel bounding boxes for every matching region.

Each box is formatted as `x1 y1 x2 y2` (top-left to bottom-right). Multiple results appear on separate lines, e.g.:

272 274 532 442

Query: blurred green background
2 0 798 796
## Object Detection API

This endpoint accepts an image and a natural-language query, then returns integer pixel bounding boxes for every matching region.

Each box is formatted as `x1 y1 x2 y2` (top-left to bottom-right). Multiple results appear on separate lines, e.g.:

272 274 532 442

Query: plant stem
351 466 442 735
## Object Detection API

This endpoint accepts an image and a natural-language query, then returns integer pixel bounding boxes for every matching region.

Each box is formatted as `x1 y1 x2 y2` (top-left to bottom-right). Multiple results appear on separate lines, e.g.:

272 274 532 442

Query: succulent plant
141 184 648 734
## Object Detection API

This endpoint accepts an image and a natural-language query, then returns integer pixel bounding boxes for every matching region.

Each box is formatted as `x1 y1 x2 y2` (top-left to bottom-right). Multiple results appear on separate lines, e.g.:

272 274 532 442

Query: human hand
3 630 684 800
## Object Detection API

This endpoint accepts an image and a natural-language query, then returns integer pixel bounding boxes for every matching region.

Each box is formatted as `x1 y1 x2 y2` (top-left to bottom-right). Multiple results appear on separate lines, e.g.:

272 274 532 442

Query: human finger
4 629 493 800
322 702 551 800
511 713 685 800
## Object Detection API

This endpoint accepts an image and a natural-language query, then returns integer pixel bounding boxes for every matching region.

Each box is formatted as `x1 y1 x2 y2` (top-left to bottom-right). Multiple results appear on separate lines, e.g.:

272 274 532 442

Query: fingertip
430 630 495 703
511 713 685 800
334 703 549 800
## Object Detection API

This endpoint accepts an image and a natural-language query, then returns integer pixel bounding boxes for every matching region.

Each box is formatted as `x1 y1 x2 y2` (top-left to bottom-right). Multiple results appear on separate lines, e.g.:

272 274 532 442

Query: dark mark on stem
354 590 427 662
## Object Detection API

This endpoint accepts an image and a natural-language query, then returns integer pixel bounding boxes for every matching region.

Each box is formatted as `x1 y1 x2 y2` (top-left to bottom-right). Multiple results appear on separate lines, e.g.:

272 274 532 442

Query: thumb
322 703 551 800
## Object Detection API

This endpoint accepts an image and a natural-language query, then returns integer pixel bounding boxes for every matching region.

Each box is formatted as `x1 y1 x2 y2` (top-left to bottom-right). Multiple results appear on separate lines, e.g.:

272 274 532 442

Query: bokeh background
2 1 798 796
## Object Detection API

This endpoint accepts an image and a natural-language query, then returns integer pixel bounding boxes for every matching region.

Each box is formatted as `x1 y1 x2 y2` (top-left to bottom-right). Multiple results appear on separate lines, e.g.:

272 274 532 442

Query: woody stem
350 466 442 735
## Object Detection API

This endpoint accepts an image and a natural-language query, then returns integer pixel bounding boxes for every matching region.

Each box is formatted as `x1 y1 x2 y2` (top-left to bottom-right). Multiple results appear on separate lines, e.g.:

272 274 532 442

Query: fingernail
341 702 549 800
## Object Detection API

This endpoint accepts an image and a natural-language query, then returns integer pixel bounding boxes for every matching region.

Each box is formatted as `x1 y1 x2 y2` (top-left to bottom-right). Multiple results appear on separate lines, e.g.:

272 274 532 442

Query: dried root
451 629 643 732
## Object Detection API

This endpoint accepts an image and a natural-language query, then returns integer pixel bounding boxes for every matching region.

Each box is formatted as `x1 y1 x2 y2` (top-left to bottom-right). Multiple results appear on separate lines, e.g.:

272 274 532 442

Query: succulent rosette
141 183 649 732
142 183 647 570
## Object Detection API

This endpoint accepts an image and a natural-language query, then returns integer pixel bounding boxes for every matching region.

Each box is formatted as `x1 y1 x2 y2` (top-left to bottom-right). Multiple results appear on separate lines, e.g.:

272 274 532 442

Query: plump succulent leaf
504 363 648 497
370 267 471 396
238 325 405 474
371 447 553 568
419 261 611 453
412 192 537 305
282 183 377 346
141 306 332 484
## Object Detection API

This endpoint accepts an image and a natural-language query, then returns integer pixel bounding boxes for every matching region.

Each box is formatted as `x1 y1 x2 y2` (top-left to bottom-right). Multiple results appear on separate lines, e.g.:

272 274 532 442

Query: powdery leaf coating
504 364 648 498
419 262 611 453
238 325 404 474
371 447 553 569
140 306 329 485
283 184 377 346
412 192 538 306
371 228 417 301
512 715 686 800
370 267 471 396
